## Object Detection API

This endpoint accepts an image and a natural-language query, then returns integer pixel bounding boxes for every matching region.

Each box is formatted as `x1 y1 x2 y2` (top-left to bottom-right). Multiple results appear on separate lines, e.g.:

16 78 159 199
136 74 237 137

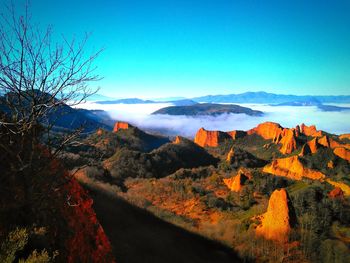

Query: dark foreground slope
89 188 242 263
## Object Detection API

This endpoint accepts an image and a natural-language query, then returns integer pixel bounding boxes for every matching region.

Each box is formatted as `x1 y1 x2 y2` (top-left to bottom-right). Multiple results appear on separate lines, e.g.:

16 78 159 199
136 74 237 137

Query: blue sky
4 0 350 98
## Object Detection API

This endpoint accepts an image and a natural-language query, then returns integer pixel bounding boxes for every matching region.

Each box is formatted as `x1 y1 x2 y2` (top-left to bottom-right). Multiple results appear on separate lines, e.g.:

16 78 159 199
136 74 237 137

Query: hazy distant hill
97 98 198 106
0 91 114 133
192 91 350 104
152 103 263 116
271 99 350 112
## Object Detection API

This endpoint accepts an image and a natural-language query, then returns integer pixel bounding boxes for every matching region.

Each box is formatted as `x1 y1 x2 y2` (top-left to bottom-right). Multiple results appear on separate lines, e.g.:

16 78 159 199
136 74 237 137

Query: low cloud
78 102 350 137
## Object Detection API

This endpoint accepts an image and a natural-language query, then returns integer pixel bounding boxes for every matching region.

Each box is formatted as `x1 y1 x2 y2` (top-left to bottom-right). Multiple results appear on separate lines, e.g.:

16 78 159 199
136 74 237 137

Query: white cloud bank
78 102 350 137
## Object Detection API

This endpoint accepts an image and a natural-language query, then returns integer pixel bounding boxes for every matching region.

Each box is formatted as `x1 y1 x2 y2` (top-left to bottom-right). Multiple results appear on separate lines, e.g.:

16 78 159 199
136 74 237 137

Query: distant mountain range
152 103 263 116
93 91 350 105
192 91 350 104
271 99 350 112
97 98 198 106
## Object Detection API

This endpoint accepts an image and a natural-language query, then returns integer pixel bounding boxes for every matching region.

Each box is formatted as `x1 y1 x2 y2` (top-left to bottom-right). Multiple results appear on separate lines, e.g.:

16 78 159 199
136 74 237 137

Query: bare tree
0 1 102 162
0 1 103 217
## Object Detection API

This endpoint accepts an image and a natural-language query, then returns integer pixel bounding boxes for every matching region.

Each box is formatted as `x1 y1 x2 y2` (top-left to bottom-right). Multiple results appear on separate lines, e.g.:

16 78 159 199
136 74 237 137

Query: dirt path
89 189 242 263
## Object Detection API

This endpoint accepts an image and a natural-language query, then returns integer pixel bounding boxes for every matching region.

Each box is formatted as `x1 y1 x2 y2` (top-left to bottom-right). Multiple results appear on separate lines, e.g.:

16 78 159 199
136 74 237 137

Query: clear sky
3 0 350 98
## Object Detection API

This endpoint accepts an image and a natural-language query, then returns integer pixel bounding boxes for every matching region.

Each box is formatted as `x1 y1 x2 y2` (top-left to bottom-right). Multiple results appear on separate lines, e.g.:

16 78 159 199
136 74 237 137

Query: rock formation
223 169 252 192
279 129 297 154
327 160 334 169
173 136 182 144
307 138 319 153
256 188 293 242
247 122 284 140
328 187 344 199
246 122 299 154
339 134 350 141
300 123 322 137
333 147 350 162
299 143 312 156
194 127 230 147
263 156 325 180
113 121 130 132
317 135 341 149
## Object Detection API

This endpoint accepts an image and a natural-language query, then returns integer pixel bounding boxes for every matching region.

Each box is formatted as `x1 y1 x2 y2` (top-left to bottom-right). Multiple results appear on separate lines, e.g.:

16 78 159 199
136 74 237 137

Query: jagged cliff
194 127 231 147
300 123 322 137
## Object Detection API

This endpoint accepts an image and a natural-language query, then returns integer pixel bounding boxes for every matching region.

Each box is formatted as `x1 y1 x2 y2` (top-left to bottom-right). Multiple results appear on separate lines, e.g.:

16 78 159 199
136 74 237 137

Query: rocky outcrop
223 169 252 192
300 123 322 137
194 127 230 147
333 147 350 162
328 187 344 199
279 129 297 154
113 121 130 132
263 156 325 180
173 136 182 144
307 138 319 153
226 130 247 140
247 122 299 154
299 143 312 156
317 135 341 149
339 134 350 141
256 189 294 242
247 122 284 140
327 160 334 169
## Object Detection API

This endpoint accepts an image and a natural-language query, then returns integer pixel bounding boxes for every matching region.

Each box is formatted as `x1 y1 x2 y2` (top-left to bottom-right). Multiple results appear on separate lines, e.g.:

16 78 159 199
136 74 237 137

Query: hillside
67 120 350 263
0 91 114 132
152 103 263 116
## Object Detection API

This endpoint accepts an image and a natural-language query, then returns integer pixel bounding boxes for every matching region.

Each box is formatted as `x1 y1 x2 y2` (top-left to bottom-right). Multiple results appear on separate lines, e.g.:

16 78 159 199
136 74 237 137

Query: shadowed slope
89 188 243 263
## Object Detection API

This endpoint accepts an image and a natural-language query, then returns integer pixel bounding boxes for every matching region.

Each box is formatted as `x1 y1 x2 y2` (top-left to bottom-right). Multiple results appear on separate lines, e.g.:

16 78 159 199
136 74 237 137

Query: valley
65 120 350 262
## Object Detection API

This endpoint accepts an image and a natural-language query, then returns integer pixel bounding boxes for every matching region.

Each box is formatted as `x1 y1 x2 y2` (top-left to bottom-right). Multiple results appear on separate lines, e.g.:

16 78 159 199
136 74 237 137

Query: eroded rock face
307 138 319 153
223 169 252 192
256 189 293 242
279 129 297 154
113 121 129 132
300 123 322 137
194 127 230 147
263 156 325 180
334 147 350 162
317 135 342 149
247 122 284 140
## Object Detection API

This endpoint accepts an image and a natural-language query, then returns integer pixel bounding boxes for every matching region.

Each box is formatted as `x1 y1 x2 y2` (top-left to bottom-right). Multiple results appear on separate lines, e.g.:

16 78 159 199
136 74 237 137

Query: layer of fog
79 102 350 137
